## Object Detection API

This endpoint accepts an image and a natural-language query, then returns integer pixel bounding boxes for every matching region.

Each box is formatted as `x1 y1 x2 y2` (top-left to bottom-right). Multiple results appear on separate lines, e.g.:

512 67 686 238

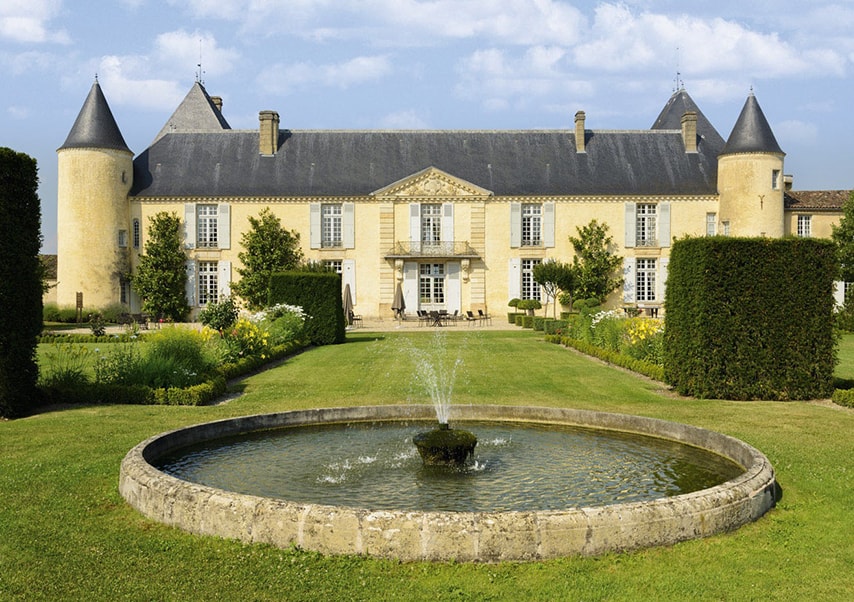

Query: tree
568 220 623 303
134 212 189 321
0 148 44 418
232 208 304 309
532 260 576 318
832 192 854 283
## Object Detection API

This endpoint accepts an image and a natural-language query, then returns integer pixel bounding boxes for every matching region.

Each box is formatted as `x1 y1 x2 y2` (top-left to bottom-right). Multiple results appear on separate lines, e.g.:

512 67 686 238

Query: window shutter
625 203 636 248
658 202 671 248
342 259 356 303
834 281 846 307
409 204 421 242
185 260 196 306
218 260 231 297
343 203 355 249
403 261 418 310
446 261 461 313
508 258 521 299
309 203 321 249
184 204 196 250
217 204 230 249
510 203 521 248
657 257 668 302
622 257 636 303
543 202 555 247
441 203 454 244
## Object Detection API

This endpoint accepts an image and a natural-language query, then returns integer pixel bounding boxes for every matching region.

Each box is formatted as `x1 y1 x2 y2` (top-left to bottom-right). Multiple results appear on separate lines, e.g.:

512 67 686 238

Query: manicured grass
3 330 853 600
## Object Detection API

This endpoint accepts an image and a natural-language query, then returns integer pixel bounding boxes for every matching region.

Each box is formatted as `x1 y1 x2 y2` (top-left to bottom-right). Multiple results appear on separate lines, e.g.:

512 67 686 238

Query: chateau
56 80 848 319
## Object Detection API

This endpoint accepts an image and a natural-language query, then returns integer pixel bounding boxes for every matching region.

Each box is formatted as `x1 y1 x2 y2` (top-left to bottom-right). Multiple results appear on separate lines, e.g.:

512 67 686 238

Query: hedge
268 272 345 345
664 237 836 400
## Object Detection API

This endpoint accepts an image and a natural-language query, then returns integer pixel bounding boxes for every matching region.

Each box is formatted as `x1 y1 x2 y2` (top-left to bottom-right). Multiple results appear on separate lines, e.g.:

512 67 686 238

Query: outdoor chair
465 311 479 326
477 309 492 325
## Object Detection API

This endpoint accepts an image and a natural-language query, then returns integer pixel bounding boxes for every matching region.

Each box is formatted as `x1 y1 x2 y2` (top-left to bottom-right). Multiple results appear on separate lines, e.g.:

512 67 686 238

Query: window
323 260 343 274
419 263 445 305
636 259 656 302
722 220 731 236
772 169 781 190
197 205 219 248
797 215 812 238
706 213 717 236
421 204 442 244
118 229 128 248
198 261 218 305
321 204 343 248
636 204 657 246
521 258 542 301
132 219 140 248
521 204 542 246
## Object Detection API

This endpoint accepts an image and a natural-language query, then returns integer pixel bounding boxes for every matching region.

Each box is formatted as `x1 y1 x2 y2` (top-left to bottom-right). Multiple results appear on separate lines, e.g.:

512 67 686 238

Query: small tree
532 260 576 318
134 212 189 321
831 191 854 283
232 208 304 310
0 148 44 418
568 220 623 303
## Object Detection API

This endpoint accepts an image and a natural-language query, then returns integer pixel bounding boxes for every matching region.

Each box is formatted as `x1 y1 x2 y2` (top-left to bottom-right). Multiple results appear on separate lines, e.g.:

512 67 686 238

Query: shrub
517 299 542 314
268 272 344 345
222 318 272 361
144 326 218 380
533 316 545 331
199 296 239 333
522 315 534 328
508 298 521 308
88 313 106 336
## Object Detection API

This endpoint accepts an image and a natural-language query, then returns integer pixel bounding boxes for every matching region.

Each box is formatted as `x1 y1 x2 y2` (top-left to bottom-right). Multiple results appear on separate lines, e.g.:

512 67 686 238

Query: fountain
119 334 777 561
406 333 477 466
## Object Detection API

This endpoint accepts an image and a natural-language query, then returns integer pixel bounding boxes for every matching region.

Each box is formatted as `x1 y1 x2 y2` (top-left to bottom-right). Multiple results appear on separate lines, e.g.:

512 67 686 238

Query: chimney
259 110 279 155
574 110 586 153
211 96 223 112
681 111 698 153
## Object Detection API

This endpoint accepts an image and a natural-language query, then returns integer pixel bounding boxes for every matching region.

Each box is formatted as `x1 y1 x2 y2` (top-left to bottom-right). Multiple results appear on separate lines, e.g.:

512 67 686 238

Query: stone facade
57 81 849 319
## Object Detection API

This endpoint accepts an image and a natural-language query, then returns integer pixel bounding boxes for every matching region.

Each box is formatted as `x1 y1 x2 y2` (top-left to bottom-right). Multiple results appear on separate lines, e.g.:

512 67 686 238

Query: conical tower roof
153 82 231 143
651 87 725 149
58 80 131 153
721 92 784 155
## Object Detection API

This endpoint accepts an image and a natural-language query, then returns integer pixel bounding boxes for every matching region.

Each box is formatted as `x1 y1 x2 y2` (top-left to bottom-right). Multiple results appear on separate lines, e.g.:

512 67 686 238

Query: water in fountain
405 331 463 425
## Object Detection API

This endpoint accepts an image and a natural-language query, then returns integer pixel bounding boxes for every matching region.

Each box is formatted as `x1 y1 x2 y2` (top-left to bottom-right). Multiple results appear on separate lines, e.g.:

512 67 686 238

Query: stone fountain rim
119 404 777 562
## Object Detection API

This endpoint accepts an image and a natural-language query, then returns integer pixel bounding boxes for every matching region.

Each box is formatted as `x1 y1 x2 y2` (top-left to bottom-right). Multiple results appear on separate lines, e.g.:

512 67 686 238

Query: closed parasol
343 283 354 325
392 282 406 320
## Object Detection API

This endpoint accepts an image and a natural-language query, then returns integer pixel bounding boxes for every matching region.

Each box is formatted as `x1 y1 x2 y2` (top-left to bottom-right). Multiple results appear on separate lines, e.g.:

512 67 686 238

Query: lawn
2 330 853 601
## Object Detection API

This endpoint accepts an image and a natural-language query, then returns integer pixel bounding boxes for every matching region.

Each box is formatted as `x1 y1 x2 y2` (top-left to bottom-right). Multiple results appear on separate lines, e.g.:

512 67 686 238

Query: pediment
372 167 492 198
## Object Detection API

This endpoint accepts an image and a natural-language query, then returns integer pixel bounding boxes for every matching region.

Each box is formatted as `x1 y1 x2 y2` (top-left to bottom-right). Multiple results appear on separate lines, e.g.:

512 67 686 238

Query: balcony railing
385 241 480 259
636 238 659 248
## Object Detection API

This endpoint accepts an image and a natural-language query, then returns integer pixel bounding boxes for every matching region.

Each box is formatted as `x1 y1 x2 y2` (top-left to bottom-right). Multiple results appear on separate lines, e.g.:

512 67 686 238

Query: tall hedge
268 271 345 345
664 237 836 400
0 148 44 417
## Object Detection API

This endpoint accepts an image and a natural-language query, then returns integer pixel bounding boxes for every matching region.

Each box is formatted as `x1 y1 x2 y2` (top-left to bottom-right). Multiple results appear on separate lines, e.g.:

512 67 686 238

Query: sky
3 0 854 254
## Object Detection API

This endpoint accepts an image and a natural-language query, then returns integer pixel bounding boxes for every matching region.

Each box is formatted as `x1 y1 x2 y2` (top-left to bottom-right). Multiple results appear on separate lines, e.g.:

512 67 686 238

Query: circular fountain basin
119 405 776 562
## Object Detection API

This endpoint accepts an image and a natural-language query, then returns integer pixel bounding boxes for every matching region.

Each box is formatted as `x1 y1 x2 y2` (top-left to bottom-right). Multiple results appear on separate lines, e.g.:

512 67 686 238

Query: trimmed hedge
533 316 545 331
38 333 140 344
546 335 666 382
544 319 568 335
831 388 854 408
664 237 836 400
268 272 345 345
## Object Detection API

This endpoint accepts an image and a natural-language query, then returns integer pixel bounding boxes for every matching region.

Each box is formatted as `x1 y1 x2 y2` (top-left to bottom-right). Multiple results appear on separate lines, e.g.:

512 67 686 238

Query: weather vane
195 39 205 85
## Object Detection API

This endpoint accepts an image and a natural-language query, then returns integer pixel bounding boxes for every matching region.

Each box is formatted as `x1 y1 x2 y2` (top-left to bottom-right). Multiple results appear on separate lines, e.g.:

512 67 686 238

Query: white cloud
7 105 29 119
261 55 392 94
154 30 240 79
775 118 819 146
0 0 69 44
96 56 186 111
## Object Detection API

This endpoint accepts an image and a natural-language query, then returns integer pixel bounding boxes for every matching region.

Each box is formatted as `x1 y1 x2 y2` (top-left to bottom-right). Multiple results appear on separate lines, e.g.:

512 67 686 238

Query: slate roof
785 190 850 211
132 86 725 198
721 93 784 156
59 80 131 153
153 82 231 143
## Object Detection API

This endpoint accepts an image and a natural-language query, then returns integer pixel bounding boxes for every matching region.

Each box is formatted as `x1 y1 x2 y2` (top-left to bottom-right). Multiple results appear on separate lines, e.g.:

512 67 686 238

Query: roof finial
673 47 684 92
195 38 205 85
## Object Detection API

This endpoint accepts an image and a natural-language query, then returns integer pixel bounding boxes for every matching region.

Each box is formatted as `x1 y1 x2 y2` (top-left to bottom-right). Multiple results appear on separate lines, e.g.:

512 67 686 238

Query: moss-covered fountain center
120 405 776 561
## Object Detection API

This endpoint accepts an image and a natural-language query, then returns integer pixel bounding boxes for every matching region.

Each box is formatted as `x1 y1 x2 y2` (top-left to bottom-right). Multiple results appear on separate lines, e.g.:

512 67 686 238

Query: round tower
717 92 785 238
56 80 133 310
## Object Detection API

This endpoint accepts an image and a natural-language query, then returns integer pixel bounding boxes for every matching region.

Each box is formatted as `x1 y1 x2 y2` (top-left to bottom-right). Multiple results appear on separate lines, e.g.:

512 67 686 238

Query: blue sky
3 0 854 254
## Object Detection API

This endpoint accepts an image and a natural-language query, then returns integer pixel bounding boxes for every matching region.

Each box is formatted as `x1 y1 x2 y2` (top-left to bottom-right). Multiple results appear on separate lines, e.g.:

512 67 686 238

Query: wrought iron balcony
636 238 659 248
385 241 480 259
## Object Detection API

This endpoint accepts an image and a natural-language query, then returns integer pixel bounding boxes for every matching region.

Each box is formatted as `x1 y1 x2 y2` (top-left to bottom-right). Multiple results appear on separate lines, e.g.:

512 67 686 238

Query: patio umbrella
343 283 354 326
392 282 406 320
